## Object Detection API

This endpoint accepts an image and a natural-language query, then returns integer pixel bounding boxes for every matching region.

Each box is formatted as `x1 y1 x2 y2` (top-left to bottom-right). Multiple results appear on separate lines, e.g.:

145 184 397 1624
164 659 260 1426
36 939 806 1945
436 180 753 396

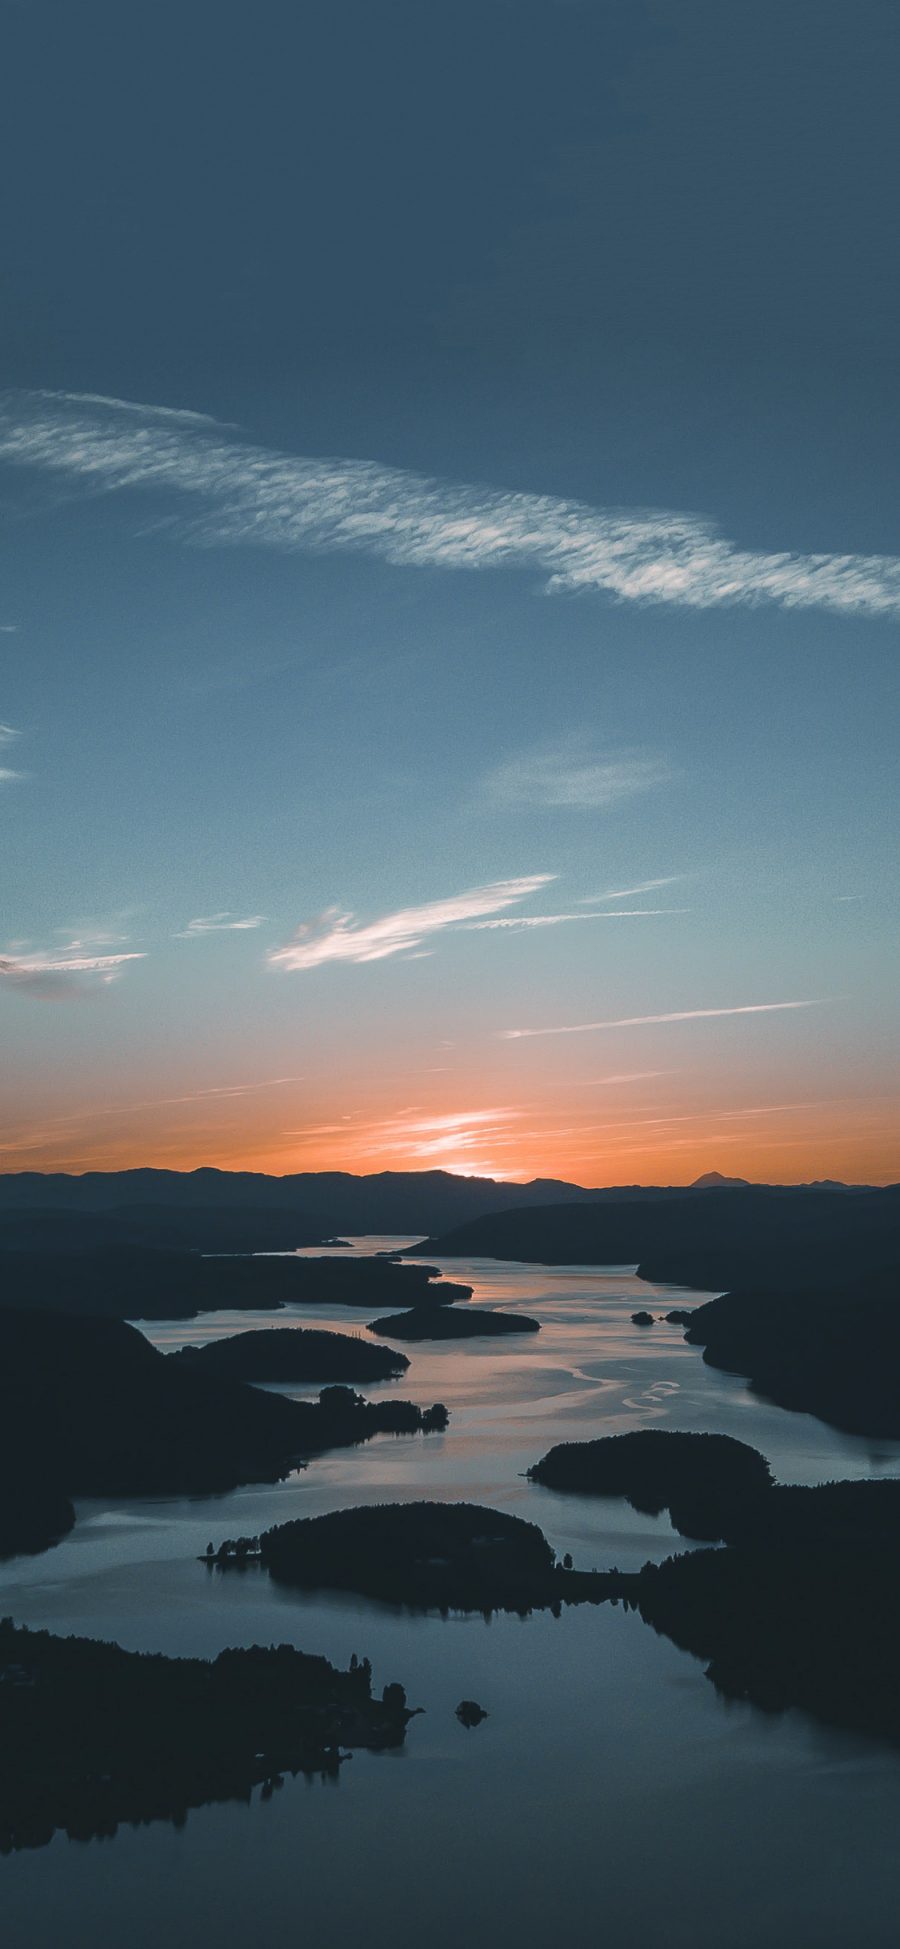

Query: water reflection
2 1240 900 1948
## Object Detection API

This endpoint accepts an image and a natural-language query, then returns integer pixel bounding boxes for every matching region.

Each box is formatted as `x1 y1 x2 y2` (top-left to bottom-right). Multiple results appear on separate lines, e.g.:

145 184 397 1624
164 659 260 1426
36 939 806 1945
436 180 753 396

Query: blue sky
1 1 898 1182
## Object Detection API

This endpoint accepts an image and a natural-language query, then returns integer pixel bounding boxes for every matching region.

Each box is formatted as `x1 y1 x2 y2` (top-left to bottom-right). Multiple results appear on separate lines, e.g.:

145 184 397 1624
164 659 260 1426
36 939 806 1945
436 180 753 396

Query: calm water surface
4 1241 900 1948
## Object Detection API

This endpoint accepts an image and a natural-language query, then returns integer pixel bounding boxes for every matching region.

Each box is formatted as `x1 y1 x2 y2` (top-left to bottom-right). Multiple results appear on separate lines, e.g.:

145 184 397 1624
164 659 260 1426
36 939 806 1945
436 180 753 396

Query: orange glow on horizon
2 1085 897 1186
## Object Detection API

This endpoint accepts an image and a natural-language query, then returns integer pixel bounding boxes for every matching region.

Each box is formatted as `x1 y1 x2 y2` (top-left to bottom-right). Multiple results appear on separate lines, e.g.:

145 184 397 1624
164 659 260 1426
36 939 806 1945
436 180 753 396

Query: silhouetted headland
213 1502 623 1615
367 1306 541 1341
633 1476 900 1749
0 1247 471 1320
414 1185 900 1293
0 1204 327 1256
529 1429 900 1745
682 1275 900 1436
170 1325 410 1383
0 1617 413 1853
0 1310 448 1559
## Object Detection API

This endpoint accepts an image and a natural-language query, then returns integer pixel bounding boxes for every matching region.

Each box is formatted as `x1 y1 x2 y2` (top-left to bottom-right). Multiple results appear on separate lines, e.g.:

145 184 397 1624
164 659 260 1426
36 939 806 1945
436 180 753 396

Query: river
3 1241 900 1948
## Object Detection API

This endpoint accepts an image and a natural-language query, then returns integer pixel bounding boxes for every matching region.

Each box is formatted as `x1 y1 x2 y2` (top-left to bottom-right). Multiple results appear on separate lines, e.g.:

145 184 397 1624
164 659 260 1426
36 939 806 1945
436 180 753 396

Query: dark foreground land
0 1244 471 1320
368 1306 541 1341
170 1324 410 1383
0 1618 412 1853
0 1310 448 1559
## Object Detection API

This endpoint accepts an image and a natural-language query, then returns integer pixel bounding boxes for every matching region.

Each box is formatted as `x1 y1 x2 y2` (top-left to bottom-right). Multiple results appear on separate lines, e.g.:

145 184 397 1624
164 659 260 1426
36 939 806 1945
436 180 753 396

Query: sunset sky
2 1 898 1186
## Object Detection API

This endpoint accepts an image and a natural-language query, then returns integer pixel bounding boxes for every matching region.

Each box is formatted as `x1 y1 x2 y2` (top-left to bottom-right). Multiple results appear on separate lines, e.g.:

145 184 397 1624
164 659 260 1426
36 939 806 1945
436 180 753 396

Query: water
3 1241 900 1948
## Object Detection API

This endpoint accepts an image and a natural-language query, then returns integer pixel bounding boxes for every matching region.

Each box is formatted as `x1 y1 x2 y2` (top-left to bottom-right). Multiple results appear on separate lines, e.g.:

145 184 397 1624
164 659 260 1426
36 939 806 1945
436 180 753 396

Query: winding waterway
4 1242 900 1948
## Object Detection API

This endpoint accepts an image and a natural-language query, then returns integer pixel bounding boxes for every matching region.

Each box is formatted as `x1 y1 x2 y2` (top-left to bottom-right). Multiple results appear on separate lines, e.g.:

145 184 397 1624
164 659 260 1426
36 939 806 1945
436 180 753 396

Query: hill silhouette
0 1166 599 1233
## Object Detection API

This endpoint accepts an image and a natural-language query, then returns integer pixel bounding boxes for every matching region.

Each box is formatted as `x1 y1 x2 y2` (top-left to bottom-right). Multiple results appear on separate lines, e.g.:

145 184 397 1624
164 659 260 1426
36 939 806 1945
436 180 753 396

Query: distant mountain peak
691 1171 752 1189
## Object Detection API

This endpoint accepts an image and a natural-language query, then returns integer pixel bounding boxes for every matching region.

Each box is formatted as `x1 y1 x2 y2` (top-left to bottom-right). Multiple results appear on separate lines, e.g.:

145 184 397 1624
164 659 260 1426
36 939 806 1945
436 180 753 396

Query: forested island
528 1430 774 1540
0 1309 448 1559
212 1501 622 1614
367 1306 541 1341
0 1617 413 1853
170 1324 410 1383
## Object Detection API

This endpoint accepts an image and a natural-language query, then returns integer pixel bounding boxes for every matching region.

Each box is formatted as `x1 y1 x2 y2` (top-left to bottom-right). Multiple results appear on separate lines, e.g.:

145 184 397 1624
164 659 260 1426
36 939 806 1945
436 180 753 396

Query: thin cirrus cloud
501 1000 831 1039
282 1106 523 1170
268 875 555 972
0 948 145 1001
579 876 684 903
0 722 25 782
3 390 900 618
487 747 671 808
177 912 267 937
464 908 687 930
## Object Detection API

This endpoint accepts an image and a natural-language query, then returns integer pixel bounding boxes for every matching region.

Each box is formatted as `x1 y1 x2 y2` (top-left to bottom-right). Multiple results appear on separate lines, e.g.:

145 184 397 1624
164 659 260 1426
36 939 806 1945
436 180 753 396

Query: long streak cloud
3 391 900 617
501 1000 830 1038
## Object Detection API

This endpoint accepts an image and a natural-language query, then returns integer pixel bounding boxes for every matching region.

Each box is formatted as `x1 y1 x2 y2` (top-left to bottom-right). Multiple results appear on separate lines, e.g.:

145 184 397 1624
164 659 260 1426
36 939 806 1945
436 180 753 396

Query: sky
1 0 898 1186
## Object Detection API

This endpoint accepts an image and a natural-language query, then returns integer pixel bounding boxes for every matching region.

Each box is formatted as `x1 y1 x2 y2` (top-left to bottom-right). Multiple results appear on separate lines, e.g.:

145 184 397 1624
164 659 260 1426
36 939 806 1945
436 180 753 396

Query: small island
0 1617 414 1853
212 1501 623 1615
170 1325 410 1383
527 1431 774 1541
630 1310 655 1326
367 1307 541 1341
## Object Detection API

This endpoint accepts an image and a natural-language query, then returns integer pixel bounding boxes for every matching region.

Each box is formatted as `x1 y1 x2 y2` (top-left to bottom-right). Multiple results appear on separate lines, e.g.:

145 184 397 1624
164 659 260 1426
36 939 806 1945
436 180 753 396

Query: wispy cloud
4 391 900 619
282 1106 523 1173
269 875 554 972
501 999 831 1039
487 744 671 808
579 876 684 903
464 908 687 930
0 721 27 783
0 723 24 781
177 912 267 937
573 1070 677 1085
0 948 145 1000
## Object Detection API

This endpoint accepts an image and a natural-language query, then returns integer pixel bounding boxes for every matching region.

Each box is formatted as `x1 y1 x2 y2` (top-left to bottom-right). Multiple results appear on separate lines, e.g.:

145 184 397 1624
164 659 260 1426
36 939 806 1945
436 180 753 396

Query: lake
3 1241 900 1948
